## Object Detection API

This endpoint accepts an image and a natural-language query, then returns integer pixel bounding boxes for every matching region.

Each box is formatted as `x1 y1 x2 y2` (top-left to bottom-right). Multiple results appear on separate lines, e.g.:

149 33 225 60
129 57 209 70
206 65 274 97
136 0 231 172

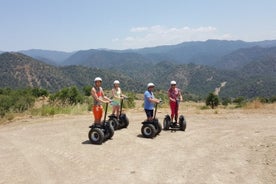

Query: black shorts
144 109 153 118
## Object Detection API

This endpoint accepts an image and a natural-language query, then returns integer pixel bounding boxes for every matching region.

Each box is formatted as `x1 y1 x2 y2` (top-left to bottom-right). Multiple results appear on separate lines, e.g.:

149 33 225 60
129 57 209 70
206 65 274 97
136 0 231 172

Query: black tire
109 118 119 130
88 128 104 144
120 115 129 128
163 117 170 130
179 115 186 131
105 121 115 139
141 124 156 138
155 121 162 135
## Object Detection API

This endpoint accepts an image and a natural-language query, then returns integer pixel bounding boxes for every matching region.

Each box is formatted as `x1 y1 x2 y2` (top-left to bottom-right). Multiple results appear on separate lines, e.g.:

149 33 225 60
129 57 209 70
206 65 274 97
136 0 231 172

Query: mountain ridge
1 51 275 98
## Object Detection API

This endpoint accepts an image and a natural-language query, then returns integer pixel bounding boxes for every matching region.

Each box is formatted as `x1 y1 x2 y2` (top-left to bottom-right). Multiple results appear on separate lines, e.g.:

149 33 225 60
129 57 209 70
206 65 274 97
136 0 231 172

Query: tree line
0 87 275 119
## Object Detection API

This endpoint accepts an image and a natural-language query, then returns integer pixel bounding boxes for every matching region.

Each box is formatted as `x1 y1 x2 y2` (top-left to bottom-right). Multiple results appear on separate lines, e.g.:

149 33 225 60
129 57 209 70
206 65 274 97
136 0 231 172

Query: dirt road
0 104 275 184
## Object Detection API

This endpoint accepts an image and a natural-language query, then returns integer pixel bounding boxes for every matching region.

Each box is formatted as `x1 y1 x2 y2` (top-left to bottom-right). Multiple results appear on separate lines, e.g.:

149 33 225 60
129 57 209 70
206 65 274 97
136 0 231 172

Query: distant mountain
215 46 276 70
61 40 276 68
133 39 276 65
62 49 158 79
0 52 74 91
60 65 144 92
9 39 276 68
217 48 276 98
20 49 74 65
0 52 143 92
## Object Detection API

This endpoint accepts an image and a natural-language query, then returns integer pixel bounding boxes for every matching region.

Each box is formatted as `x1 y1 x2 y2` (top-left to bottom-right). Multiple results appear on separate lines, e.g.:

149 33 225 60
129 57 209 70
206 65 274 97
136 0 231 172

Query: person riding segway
108 80 129 130
163 81 186 131
88 77 114 144
141 83 162 138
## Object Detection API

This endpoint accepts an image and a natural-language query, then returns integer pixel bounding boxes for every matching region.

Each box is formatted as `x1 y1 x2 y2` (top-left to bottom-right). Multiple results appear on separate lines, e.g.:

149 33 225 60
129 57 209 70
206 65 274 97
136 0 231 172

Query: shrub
221 97 231 106
31 88 49 98
269 96 276 103
124 92 136 108
83 85 92 96
233 97 246 108
50 86 84 105
206 93 219 109
0 88 35 116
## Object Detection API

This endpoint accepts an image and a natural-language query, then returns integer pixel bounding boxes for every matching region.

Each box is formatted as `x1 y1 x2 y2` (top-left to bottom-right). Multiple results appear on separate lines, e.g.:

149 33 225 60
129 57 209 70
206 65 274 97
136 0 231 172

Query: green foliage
83 85 92 96
154 90 169 105
31 88 49 97
233 97 246 108
123 92 136 108
269 96 276 103
50 86 84 105
221 97 232 106
0 88 35 117
206 93 219 109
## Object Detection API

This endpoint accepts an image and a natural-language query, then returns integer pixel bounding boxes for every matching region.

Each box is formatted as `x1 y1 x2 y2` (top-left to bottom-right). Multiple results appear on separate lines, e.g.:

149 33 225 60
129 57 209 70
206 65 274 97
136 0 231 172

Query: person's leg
93 105 103 124
170 101 176 122
112 105 116 115
175 102 179 123
149 110 153 121
116 105 120 118
145 109 153 121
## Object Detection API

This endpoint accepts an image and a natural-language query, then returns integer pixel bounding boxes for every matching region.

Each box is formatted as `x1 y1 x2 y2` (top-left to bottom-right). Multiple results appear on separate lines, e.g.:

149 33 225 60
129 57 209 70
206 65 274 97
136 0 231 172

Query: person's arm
91 87 110 104
148 97 160 103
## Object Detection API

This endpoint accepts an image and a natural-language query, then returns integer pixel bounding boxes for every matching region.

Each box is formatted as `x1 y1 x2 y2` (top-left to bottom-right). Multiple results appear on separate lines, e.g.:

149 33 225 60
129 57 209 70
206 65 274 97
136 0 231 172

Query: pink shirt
168 88 181 101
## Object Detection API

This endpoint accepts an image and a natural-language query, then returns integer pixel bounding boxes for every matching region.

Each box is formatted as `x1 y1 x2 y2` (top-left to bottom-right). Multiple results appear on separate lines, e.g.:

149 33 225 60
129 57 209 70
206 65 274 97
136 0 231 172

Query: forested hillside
1 40 276 99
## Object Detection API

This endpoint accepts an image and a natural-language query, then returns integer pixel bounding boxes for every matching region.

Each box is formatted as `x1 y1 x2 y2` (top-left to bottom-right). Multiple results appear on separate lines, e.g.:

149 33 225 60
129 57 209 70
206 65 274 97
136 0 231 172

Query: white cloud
130 27 148 32
112 25 233 49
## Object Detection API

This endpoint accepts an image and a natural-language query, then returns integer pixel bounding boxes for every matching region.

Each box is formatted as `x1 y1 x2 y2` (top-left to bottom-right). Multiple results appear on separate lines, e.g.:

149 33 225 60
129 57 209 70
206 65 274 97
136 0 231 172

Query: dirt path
0 104 275 184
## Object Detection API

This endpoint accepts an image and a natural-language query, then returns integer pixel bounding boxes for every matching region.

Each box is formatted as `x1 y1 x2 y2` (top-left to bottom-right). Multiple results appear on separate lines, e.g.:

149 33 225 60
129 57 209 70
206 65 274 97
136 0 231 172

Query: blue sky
0 0 275 51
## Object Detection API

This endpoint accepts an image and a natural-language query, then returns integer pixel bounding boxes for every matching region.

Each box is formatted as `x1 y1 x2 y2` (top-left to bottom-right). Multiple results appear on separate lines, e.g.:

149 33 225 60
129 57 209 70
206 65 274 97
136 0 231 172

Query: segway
141 101 162 138
108 97 129 130
163 100 186 131
88 102 114 145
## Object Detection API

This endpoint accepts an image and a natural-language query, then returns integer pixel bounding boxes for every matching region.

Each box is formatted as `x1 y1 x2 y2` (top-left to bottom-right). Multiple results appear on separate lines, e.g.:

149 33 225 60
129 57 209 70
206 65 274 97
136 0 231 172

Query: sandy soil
0 102 275 184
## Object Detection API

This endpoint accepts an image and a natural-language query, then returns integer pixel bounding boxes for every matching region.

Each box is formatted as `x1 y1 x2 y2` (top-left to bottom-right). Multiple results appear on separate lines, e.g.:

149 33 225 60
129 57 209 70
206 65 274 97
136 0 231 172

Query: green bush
233 97 246 108
124 92 136 108
270 96 276 103
221 97 231 106
206 93 219 109
50 86 84 105
31 88 49 97
0 88 35 117
83 85 92 96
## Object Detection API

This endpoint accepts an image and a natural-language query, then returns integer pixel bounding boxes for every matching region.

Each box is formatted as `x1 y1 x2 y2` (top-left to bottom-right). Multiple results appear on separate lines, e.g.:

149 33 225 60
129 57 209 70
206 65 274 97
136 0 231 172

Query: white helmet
147 82 155 88
113 80 120 84
94 77 102 82
170 80 176 85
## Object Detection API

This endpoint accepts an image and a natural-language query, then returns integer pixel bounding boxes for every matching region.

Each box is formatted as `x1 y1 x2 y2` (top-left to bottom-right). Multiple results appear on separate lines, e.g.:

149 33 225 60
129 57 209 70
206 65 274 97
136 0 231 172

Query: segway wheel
179 115 186 131
155 121 162 135
108 118 119 130
88 128 104 144
141 124 156 138
120 115 129 128
105 121 115 139
163 118 170 130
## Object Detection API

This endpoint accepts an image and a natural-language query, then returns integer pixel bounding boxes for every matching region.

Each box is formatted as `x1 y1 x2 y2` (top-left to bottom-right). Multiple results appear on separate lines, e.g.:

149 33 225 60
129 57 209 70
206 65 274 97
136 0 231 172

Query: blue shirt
144 90 155 110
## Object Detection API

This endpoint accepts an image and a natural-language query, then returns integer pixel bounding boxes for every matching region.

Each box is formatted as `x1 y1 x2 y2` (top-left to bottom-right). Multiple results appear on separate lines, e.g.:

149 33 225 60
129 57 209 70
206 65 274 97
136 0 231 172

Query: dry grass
243 100 264 109
1 100 275 125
